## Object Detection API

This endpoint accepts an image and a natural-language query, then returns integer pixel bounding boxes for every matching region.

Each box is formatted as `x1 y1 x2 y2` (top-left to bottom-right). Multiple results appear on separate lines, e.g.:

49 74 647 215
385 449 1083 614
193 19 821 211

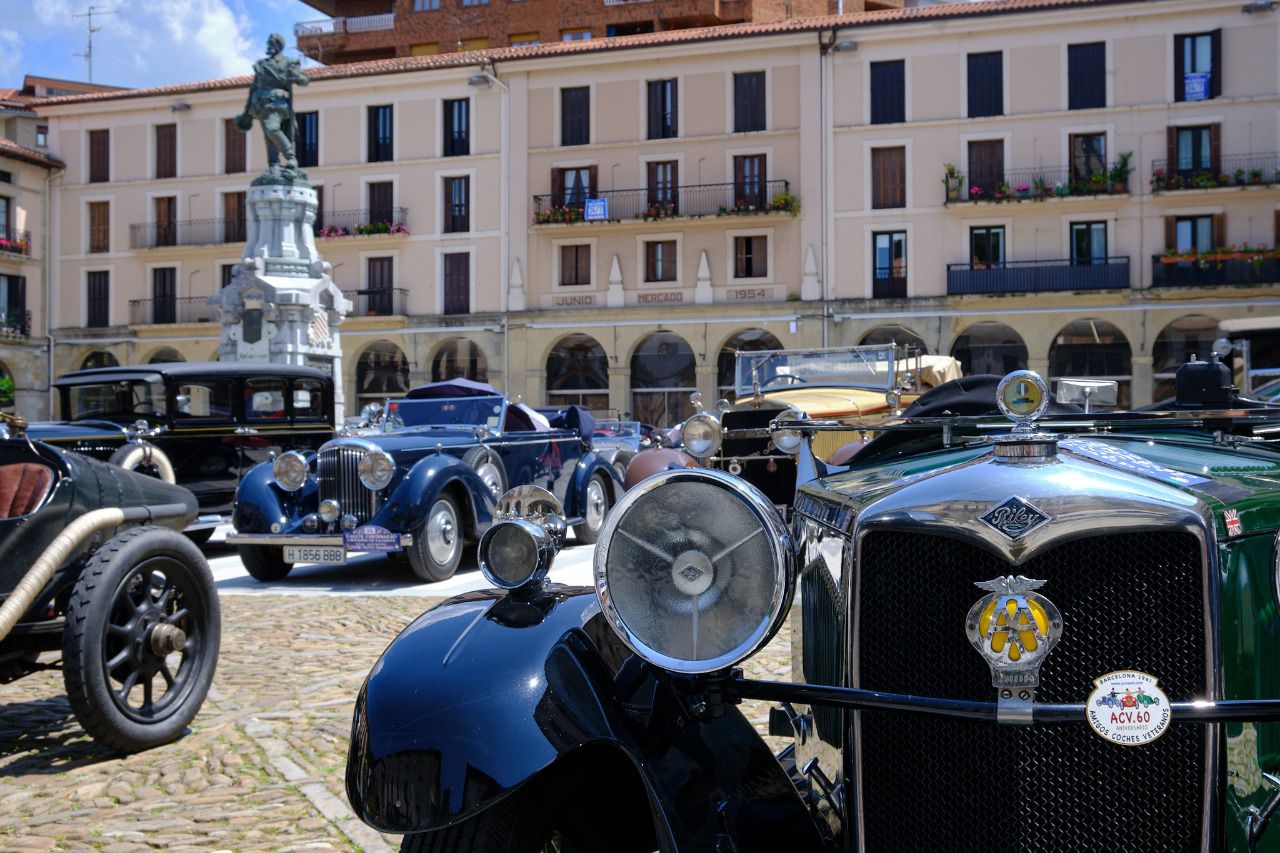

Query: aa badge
1086 671 1172 746
965 575 1063 691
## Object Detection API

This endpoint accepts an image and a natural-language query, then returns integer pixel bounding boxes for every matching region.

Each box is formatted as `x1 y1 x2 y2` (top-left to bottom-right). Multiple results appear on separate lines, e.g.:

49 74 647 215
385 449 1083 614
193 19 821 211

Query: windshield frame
735 345 902 396
65 379 168 422
386 395 508 430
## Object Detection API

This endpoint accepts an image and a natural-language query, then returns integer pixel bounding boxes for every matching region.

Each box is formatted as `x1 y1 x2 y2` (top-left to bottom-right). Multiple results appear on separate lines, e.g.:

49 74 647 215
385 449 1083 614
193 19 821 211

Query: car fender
564 451 623 518
346 586 826 852
231 457 318 532
387 452 496 535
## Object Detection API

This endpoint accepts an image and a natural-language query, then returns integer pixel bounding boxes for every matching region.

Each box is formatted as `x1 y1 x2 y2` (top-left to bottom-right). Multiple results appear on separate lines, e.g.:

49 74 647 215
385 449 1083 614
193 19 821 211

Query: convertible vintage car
346 360 1280 852
228 380 622 583
0 416 219 753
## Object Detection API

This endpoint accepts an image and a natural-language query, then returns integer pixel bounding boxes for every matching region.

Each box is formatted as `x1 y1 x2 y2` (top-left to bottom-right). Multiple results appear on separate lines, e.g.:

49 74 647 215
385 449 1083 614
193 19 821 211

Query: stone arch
716 328 783 400
630 330 696 427
951 322 1028 376
431 337 489 383
1049 318 1132 409
80 350 119 370
146 347 185 364
860 324 928 353
545 333 609 410
355 340 412 410
1152 314 1223 403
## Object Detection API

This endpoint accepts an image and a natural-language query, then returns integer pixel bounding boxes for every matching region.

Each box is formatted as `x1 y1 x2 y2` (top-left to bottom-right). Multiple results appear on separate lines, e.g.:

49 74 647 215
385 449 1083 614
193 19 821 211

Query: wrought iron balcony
315 208 409 238
947 257 1130 295
1150 152 1280 191
0 310 31 338
943 163 1130 204
0 228 31 257
129 297 219 325
129 218 247 250
872 274 907 299
532 180 794 224
343 287 408 316
1151 253 1280 287
294 12 394 39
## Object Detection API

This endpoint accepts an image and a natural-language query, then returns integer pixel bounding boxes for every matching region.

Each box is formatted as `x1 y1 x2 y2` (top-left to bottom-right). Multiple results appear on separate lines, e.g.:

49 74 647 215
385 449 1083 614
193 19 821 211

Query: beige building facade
18 0 1280 423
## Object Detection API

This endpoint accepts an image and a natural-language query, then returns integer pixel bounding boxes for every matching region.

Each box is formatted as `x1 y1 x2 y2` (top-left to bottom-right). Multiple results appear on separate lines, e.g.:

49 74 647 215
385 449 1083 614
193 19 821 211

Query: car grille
855 530 1207 853
718 409 795 507
316 445 379 525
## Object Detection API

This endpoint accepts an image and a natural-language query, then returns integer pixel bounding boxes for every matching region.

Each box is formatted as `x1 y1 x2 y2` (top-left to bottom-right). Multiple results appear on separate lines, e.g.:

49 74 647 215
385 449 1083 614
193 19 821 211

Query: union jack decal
1224 509 1242 538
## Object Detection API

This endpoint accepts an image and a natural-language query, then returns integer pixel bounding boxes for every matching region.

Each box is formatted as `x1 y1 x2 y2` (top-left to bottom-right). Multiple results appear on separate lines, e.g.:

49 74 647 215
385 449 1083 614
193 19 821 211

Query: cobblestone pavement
0 593 793 852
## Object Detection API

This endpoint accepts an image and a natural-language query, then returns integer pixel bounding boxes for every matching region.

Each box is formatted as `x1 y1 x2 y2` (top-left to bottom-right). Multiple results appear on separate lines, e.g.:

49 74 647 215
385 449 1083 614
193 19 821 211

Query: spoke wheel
407 494 464 582
571 474 610 545
63 526 220 753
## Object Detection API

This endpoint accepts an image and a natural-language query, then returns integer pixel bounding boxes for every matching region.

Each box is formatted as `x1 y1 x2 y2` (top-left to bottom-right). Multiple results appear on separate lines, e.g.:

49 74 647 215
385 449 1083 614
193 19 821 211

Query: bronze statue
236 33 309 182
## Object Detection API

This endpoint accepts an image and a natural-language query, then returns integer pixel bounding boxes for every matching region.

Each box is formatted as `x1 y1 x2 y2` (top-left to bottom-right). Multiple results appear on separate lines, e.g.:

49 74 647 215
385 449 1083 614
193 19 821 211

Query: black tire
406 494 464 582
184 528 215 547
237 544 292 582
62 525 221 753
571 473 610 545
462 447 507 503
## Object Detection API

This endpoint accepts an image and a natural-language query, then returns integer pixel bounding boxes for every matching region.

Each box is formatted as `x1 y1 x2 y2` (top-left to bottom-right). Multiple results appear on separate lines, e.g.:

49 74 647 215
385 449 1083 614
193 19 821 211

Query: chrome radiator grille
855 530 1207 852
316 446 378 524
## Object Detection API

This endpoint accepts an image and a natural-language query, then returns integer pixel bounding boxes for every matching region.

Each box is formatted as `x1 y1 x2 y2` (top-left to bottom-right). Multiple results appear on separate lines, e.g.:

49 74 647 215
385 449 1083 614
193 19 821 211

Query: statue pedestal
211 182 352 421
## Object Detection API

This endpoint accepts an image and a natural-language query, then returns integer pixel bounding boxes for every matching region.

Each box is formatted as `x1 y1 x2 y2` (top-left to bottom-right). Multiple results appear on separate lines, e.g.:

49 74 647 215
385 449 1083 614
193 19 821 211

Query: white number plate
283 545 346 565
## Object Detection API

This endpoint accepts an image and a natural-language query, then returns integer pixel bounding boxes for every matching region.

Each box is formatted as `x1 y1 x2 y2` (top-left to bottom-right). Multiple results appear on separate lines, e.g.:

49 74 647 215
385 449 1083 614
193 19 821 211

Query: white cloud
0 31 21 81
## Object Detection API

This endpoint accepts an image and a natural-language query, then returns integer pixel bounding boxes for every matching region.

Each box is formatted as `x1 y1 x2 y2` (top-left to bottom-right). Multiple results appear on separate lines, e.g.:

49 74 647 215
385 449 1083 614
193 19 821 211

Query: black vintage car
0 424 219 753
346 367 1280 852
30 362 334 541
228 380 622 583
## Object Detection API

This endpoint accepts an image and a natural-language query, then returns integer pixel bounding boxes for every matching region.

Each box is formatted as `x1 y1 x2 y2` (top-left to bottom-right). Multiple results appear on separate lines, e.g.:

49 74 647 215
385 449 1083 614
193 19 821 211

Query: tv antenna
73 6 116 83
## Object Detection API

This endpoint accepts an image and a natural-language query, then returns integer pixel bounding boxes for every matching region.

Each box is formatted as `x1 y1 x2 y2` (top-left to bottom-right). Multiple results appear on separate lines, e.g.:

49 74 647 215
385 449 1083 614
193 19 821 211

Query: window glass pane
174 381 233 419
246 378 287 420
293 379 326 419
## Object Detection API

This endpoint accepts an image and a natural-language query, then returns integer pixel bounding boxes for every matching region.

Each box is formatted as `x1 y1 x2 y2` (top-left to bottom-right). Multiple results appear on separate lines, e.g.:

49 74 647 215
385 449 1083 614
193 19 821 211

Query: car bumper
226 533 414 547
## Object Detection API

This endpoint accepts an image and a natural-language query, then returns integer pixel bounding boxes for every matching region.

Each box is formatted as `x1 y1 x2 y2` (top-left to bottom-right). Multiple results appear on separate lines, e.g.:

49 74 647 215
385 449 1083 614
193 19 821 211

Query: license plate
284 545 346 565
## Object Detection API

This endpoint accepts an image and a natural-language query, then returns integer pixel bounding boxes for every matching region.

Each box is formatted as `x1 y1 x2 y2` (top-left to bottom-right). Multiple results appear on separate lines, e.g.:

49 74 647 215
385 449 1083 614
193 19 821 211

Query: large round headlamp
272 451 309 492
358 449 395 490
681 413 722 458
479 519 556 590
769 408 807 455
593 468 794 674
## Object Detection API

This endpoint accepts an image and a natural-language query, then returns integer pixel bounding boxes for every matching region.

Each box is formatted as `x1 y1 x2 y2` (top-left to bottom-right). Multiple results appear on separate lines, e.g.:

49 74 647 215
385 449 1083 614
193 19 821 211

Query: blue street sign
1184 73 1209 101
585 197 608 221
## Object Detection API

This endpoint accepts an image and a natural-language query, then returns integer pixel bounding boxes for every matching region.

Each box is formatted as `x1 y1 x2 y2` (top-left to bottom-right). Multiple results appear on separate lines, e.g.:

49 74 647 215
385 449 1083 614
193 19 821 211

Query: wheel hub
149 623 187 655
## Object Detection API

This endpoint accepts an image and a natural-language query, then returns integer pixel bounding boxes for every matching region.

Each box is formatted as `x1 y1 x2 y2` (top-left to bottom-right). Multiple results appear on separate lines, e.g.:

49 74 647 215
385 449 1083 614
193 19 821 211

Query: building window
297 111 319 168
546 334 608 410
368 181 394 224
871 147 906 209
970 226 1005 268
223 192 246 243
0 196 10 238
443 253 470 314
733 154 766 209
432 339 486 382
443 176 470 233
459 37 489 51
1067 43 1106 110
647 161 678 212
443 98 469 157
631 331 696 428
411 42 439 55
154 196 177 247
553 166 595 207
647 79 677 140
967 140 1004 199
561 29 591 41
560 244 592 286
733 71 766 133
1171 214 1218 253
414 0 439 9
221 263 237 288
89 129 109 183
366 256 394 315
367 104 393 162
645 240 677 283
88 201 109 253
1171 125 1216 179
462 0 488 5
152 267 176 324
224 118 246 173
870 60 905 125
87 271 110 328
35 125 47 147
967 52 1003 118
0 274 26 335
1069 133 1107 181
873 231 907 298
734 235 768 279
1071 221 1107 264
561 87 589 146
0 170 9 184
510 33 539 46
1174 31 1220 102
155 124 176 179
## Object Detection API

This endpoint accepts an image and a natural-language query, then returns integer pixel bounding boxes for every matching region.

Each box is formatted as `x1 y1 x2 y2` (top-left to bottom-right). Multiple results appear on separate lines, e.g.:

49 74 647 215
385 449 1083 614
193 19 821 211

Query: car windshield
735 345 899 395
388 395 505 429
595 420 641 437
68 380 166 420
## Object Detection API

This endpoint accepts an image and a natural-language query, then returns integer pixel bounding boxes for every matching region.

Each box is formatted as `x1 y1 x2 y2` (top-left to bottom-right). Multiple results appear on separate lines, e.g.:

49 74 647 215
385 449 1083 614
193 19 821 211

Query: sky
0 0 323 91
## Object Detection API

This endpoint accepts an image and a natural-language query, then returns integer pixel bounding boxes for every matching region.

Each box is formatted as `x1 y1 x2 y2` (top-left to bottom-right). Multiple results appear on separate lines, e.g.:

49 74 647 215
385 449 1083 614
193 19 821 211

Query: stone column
1131 355 1154 408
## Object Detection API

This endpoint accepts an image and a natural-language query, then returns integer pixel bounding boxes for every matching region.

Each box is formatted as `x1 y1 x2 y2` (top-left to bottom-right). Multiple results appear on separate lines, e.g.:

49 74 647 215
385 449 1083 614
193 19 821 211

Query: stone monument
211 33 350 420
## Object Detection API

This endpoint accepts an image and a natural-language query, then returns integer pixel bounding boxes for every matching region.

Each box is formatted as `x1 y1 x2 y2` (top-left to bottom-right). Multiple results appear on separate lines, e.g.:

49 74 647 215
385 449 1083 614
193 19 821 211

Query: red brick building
295 0 901 63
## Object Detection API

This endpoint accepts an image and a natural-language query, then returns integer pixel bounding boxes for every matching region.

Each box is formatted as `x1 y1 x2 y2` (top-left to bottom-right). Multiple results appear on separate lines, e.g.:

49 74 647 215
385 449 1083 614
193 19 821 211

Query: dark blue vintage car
227 380 622 582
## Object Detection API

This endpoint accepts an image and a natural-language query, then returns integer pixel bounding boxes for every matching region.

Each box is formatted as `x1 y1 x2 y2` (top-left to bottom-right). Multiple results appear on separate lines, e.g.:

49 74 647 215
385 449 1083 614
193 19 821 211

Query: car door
165 375 240 511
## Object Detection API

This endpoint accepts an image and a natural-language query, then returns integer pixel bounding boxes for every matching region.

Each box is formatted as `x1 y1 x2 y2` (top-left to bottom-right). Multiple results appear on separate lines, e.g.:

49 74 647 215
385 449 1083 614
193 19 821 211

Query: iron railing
0 227 31 257
294 12 394 38
129 297 219 325
1151 254 1280 287
129 218 246 249
532 179 793 223
315 207 409 237
872 275 907 299
1151 152 1280 191
343 288 408 316
0 310 31 338
947 257 1130 294
943 163 1130 204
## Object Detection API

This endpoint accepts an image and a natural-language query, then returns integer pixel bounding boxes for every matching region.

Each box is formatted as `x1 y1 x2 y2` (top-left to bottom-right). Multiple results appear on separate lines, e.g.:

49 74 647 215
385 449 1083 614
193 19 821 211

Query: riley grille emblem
979 496 1050 540
965 575 1063 691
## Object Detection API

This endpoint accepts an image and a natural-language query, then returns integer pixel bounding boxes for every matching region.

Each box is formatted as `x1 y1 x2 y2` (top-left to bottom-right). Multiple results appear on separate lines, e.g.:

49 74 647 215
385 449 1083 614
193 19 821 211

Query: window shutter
367 108 377 160
1164 216 1176 250
8 276 24 316
587 166 598 197
647 81 661 139
1209 29 1222 98
1173 35 1186 102
551 168 564 201
1166 127 1177 171
155 124 176 179
89 129 109 183
967 53 1003 117
670 82 678 138
1275 209 1280 245
314 186 324 230
1209 123 1221 175
670 161 679 213
1212 213 1225 249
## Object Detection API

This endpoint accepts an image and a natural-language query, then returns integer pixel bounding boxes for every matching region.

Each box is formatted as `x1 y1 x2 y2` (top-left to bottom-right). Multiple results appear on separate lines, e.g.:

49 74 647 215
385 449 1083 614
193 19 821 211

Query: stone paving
0 593 793 852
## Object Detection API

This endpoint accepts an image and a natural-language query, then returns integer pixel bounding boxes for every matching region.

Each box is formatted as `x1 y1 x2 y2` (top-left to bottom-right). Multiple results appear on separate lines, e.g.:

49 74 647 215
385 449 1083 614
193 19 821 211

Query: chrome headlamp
593 468 794 674
272 450 309 492
681 413 722 458
358 449 395 490
769 408 807 454
479 486 566 591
